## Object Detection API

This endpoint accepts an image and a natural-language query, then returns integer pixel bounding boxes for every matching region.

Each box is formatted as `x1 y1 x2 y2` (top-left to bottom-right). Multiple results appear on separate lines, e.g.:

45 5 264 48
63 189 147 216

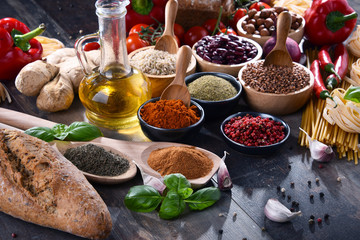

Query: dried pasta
348 25 360 58
299 50 360 165
273 0 312 16
35 36 65 57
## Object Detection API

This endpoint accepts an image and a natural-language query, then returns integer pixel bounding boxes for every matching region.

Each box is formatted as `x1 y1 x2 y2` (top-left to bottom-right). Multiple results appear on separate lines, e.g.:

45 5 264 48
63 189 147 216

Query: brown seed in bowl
248 9 257 18
264 18 274 29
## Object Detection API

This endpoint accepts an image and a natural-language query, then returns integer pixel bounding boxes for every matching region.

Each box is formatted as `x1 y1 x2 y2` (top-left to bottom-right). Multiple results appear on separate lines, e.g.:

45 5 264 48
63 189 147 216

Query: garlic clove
217 151 233 191
299 127 334 162
133 161 166 194
264 198 301 223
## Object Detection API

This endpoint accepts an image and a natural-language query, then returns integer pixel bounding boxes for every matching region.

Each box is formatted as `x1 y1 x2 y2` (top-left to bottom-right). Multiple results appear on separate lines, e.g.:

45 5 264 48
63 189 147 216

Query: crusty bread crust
0 129 112 239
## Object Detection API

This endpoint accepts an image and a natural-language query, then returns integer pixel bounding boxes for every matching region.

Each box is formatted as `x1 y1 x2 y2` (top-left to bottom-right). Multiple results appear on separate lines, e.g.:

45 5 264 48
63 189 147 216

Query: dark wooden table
1 0 360 239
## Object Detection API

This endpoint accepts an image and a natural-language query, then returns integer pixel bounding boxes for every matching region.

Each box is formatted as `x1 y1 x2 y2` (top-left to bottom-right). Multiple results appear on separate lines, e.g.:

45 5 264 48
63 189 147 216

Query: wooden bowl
236 14 305 47
238 60 314 115
128 46 196 97
192 36 262 77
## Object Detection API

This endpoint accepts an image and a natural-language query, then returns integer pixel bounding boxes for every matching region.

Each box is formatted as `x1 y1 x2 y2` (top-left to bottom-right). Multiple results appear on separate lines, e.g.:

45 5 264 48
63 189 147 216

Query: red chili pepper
318 45 341 80
126 0 166 32
304 0 357 46
0 18 45 80
310 59 336 106
325 43 349 90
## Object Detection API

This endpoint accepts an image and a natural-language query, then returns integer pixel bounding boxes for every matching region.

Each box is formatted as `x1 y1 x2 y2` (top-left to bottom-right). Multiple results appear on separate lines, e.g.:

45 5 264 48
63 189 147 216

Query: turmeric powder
140 99 200 129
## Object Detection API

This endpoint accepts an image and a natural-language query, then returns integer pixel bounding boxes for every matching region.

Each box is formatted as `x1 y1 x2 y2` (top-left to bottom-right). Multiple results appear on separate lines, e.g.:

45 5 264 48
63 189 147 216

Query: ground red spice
223 114 285 146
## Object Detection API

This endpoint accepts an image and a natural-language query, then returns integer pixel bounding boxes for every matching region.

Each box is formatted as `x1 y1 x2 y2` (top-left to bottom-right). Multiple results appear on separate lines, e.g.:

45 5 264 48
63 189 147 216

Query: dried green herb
64 144 129 176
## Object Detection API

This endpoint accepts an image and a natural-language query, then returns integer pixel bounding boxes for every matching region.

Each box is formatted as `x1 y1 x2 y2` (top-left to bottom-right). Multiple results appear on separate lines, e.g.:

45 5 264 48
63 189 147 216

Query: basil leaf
52 124 69 140
164 173 191 191
64 122 103 141
159 189 185 219
178 187 193 199
186 187 221 211
124 185 162 212
24 127 55 142
344 86 360 103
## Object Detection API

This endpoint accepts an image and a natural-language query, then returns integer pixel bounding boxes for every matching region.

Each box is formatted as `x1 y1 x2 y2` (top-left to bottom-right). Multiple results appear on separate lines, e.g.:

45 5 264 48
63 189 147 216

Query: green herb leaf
124 185 162 212
164 174 193 199
344 86 360 103
52 124 68 140
186 187 221 211
24 127 55 142
63 122 103 141
159 189 186 219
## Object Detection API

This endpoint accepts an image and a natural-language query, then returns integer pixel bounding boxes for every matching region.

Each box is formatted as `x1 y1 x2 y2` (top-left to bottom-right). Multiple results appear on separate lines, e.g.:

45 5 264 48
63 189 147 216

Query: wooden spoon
160 45 192 107
154 0 179 54
263 11 293 67
0 121 221 188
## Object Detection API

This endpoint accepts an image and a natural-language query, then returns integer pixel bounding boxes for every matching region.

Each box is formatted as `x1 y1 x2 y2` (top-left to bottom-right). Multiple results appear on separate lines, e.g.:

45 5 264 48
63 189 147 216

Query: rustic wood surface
1 0 360 239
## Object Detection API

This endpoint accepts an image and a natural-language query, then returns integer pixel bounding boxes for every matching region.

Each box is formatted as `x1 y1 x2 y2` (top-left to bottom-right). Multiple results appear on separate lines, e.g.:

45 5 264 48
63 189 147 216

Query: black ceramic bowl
185 72 242 119
137 97 205 142
220 112 290 155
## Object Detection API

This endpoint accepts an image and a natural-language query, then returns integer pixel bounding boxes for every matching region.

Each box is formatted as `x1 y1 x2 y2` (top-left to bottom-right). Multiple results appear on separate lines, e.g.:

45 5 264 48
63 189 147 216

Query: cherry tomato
174 23 185 44
184 26 208 47
229 8 247 31
83 42 100 51
202 19 225 34
249 2 271 11
129 24 154 37
126 34 150 54
218 28 237 36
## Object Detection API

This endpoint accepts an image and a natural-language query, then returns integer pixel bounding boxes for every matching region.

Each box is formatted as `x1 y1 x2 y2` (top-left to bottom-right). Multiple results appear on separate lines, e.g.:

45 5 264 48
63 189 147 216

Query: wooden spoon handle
274 11 291 50
173 45 192 86
163 0 178 36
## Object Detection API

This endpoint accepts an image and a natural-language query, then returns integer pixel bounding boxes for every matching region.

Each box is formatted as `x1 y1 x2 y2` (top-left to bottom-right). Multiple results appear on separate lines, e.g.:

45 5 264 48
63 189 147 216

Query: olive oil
79 65 151 129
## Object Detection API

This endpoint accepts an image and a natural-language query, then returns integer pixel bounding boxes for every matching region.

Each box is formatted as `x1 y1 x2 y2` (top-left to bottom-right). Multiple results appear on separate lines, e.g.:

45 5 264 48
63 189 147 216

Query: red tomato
249 2 271 11
184 26 209 47
126 34 150 54
218 28 237 36
174 23 185 44
129 24 154 36
83 42 100 51
202 19 225 34
229 8 247 31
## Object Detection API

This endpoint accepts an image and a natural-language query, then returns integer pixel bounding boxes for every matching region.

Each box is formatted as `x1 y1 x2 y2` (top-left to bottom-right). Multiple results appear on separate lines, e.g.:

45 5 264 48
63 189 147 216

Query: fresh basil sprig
25 122 103 142
124 173 221 220
344 86 360 103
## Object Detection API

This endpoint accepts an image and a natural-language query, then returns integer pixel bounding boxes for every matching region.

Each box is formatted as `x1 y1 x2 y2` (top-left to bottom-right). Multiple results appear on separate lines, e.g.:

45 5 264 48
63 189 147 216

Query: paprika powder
140 99 200 129
0 18 45 80
304 0 357 46
147 146 213 179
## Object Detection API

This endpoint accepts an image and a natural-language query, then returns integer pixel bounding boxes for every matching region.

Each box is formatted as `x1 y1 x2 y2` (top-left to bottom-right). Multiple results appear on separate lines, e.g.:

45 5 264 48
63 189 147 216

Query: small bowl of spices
137 97 205 142
185 72 242 118
129 46 196 97
55 142 137 184
221 112 290 155
192 34 262 77
239 60 314 115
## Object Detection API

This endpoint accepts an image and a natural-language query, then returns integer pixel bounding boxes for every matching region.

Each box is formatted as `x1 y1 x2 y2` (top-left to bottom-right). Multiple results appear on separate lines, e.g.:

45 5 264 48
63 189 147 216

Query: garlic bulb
133 161 166 194
299 128 335 162
217 151 233 191
264 198 301 222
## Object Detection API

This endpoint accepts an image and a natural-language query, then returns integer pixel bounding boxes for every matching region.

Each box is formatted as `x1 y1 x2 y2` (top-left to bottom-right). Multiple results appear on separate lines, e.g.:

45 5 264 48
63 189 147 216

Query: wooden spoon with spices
160 45 192 107
263 11 293 67
154 0 179 54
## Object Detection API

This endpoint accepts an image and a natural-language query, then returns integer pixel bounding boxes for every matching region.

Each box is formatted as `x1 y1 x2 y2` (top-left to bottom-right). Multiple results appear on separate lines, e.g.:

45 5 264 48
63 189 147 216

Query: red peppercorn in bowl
220 112 290 155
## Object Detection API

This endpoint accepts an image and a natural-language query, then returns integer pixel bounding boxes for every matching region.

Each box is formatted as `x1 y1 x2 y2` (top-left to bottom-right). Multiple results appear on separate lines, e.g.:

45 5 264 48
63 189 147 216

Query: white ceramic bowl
236 14 305 47
192 35 262 77
238 60 314 115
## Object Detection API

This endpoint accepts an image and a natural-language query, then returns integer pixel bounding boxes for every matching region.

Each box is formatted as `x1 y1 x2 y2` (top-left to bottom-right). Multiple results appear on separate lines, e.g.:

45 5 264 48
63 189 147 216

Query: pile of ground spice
64 143 130 176
147 146 213 179
140 99 200 129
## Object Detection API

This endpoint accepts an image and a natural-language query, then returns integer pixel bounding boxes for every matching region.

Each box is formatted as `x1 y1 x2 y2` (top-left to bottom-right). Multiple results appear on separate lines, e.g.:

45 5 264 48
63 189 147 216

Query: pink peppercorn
317 218 322 223
223 114 285 146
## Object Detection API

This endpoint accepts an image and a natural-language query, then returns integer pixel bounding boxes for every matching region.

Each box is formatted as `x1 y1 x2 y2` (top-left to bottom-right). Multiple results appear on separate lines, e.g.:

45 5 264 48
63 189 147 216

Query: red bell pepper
304 0 357 46
0 18 45 80
126 0 166 32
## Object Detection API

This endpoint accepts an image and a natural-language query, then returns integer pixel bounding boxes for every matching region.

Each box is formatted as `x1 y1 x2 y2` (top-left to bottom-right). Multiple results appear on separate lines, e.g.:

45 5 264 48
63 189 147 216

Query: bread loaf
0 129 112 239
